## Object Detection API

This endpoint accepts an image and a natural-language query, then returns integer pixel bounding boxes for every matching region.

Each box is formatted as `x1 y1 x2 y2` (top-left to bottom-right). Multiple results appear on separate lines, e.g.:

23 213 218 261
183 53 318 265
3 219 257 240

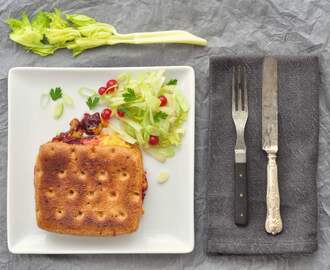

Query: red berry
106 79 117 88
101 108 112 120
149 135 159 145
159 95 167 106
52 136 61 142
117 110 125 117
106 79 118 93
98 86 107 95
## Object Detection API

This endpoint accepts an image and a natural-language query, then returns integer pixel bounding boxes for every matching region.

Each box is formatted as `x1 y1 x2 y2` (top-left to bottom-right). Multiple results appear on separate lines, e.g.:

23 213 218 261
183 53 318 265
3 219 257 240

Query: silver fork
232 65 248 226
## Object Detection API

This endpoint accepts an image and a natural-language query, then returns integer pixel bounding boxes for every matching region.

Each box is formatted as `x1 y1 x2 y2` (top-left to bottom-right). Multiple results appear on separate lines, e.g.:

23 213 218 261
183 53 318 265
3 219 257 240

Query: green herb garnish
41 86 73 120
122 88 137 102
166 79 177 86
49 87 63 101
86 96 99 110
121 108 134 118
154 111 168 122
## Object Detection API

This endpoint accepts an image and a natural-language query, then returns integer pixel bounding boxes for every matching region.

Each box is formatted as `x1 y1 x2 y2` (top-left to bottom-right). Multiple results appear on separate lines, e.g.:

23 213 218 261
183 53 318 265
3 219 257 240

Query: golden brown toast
34 141 146 236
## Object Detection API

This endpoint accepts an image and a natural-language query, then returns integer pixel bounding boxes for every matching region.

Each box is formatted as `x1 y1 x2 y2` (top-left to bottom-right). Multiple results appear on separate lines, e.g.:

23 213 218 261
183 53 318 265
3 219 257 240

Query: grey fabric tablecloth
207 56 319 255
1 0 330 269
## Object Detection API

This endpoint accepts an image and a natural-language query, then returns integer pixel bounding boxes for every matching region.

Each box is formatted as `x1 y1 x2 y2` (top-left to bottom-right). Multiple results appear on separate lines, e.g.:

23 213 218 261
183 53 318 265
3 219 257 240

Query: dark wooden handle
234 162 248 226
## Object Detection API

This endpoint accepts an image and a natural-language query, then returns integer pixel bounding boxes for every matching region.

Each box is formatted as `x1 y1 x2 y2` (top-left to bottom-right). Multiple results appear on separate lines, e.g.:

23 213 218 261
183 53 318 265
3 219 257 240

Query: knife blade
262 56 283 235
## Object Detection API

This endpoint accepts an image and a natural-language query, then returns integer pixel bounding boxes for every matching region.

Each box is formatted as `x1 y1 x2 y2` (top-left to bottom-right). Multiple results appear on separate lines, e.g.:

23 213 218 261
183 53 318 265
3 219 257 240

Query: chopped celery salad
79 70 189 162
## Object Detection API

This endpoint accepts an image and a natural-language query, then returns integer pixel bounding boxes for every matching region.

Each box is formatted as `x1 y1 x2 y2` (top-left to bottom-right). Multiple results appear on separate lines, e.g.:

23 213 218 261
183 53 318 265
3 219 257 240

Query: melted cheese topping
98 134 132 148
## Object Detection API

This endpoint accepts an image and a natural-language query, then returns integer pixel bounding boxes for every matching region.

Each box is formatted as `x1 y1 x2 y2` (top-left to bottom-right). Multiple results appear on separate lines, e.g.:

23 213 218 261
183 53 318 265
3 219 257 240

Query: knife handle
234 162 248 226
265 152 283 235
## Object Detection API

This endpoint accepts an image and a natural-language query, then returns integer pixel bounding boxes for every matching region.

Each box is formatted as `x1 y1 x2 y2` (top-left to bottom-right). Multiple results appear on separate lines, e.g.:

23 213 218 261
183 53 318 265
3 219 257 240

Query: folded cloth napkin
207 56 319 255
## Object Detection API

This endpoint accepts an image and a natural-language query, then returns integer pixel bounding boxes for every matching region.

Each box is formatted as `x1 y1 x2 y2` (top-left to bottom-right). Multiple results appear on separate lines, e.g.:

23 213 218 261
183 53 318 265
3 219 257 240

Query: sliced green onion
157 171 170 184
78 87 96 97
40 93 50 109
53 101 64 119
63 94 74 107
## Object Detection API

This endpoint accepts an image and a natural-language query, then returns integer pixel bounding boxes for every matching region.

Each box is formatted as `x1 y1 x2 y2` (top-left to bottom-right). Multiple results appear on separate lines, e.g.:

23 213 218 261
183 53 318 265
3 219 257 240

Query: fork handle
234 162 248 226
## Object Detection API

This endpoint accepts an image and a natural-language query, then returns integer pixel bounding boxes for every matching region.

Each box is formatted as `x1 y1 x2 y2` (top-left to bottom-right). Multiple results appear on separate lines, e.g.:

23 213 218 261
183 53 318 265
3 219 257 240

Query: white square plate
7 66 195 254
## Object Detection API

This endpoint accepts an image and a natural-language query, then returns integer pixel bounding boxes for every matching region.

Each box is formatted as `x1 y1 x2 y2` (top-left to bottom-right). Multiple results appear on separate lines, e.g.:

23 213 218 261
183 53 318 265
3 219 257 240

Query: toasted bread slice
34 141 146 236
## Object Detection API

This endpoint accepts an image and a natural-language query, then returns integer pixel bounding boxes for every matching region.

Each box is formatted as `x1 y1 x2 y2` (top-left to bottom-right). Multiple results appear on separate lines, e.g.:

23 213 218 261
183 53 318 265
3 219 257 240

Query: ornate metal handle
265 152 283 235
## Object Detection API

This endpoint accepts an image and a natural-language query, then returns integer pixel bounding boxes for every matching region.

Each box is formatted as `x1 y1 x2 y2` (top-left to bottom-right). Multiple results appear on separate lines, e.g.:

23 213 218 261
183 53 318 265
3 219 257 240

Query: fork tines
232 64 248 163
232 65 248 113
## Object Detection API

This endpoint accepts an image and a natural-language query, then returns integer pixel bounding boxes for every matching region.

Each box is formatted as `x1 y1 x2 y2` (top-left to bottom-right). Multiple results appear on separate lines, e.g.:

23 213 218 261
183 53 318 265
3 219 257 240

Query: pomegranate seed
117 110 125 117
106 79 117 88
52 136 61 142
98 86 107 95
159 95 167 106
101 108 112 120
106 79 118 93
149 135 159 145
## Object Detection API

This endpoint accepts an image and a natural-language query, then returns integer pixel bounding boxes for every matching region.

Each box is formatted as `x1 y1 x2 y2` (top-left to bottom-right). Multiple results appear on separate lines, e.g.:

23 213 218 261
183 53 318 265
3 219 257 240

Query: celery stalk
6 9 207 57
109 31 207 46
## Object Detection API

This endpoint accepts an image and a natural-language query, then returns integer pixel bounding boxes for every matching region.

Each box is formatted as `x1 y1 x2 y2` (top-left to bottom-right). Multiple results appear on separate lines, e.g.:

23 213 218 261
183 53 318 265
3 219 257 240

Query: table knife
262 56 283 235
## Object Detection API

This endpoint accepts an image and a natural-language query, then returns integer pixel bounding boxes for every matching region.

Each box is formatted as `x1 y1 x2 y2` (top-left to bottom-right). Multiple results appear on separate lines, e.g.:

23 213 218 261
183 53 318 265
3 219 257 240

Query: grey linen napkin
207 56 319 255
